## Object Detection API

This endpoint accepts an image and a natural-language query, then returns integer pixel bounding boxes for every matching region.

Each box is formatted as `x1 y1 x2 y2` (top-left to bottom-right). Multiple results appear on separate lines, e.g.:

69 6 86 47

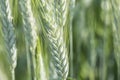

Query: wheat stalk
38 0 69 80
69 0 75 78
19 0 37 80
0 0 17 80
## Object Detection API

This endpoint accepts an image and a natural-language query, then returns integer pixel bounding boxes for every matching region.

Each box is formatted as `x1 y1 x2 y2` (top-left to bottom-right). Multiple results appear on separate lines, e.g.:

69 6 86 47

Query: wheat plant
19 0 37 80
0 0 17 80
37 0 69 80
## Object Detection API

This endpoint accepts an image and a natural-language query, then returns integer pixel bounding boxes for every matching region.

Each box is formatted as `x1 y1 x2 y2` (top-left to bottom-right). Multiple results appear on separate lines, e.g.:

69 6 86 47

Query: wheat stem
19 0 37 80
69 0 75 78
0 0 17 80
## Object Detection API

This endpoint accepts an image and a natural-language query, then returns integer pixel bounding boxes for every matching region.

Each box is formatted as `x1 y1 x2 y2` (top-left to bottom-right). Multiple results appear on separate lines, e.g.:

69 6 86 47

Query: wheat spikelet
111 0 120 79
38 0 69 80
19 0 37 80
0 0 17 80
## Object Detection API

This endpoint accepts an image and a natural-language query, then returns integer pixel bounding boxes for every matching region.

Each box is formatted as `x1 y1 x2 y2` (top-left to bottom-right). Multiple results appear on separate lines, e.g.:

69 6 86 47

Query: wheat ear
0 0 17 80
19 0 37 80
111 0 120 80
38 0 69 80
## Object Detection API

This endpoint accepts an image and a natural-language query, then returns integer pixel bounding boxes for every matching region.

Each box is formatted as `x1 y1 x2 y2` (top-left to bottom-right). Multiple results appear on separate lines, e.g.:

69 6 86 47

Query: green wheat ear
0 0 17 80
19 0 37 79
38 0 69 80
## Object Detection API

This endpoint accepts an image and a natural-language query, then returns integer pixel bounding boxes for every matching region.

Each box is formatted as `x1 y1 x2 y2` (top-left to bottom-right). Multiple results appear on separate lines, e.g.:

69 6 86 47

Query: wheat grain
19 0 37 80
38 0 69 80
0 0 17 80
